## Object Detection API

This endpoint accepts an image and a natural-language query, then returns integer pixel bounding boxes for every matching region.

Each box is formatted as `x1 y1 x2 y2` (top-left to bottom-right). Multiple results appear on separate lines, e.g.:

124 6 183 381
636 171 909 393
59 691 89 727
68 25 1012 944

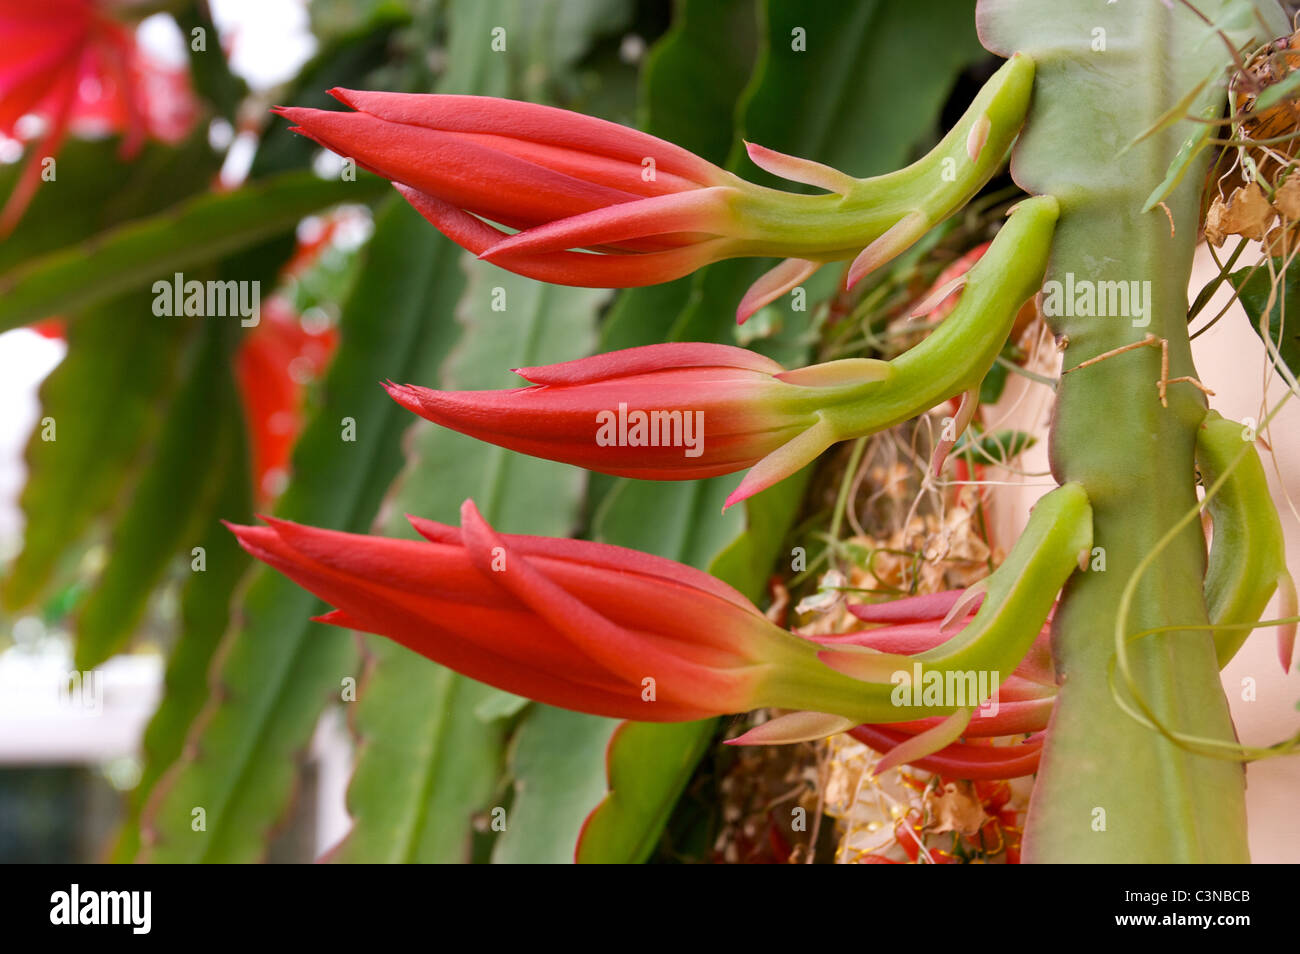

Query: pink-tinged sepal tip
930 389 979 477
909 274 968 318
726 710 857 746
966 113 992 162
872 707 973 776
816 646 915 683
736 257 820 324
723 418 838 511
743 141 858 195
846 211 928 290
1277 570 1298 673
773 357 890 388
939 578 988 633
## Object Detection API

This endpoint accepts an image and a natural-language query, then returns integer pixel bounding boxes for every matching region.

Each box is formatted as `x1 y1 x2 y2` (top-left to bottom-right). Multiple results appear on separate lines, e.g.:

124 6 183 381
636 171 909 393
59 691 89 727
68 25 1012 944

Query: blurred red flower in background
230 213 343 503
0 0 197 234
236 299 337 503
21 217 341 506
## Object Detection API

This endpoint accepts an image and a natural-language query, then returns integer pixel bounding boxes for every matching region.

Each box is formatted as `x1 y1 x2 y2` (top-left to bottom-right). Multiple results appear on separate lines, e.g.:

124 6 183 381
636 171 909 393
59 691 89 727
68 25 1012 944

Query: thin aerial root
1166 375 1216 398
1065 333 1159 374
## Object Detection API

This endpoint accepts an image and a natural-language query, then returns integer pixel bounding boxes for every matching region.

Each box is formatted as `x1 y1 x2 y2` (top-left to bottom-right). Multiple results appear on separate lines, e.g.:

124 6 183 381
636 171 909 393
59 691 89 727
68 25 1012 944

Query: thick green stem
978 0 1288 862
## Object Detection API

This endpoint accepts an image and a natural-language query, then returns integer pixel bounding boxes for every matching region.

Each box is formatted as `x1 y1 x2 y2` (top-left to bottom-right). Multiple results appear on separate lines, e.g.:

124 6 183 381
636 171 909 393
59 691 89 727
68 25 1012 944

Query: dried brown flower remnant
1264 176 1300 252
1273 174 1300 219
1234 32 1300 176
1203 29 1300 245
1205 182 1275 246
927 780 989 836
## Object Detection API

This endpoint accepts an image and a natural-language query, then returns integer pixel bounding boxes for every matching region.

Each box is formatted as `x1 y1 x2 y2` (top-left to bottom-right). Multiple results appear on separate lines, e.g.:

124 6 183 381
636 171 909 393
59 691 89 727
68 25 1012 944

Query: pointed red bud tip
381 380 424 416
223 502 805 722
273 91 748 289
382 343 889 509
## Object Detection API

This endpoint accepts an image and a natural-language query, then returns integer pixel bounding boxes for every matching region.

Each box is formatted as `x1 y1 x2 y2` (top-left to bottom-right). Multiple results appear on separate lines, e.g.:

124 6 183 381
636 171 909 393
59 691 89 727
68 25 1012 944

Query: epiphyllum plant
242 0 1300 863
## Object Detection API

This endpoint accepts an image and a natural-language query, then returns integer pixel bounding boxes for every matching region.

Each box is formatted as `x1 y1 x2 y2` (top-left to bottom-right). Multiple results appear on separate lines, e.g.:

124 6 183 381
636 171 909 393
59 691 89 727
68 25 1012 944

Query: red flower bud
227 500 839 722
274 90 739 289
384 342 891 509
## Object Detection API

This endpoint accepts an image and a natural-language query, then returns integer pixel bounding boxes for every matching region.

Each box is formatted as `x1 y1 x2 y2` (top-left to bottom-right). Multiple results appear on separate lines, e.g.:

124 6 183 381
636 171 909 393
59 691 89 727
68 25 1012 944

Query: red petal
480 187 735 259
849 590 977 623
850 725 1044 779
456 500 760 712
512 342 785 385
404 511 757 612
329 89 728 187
396 183 726 287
